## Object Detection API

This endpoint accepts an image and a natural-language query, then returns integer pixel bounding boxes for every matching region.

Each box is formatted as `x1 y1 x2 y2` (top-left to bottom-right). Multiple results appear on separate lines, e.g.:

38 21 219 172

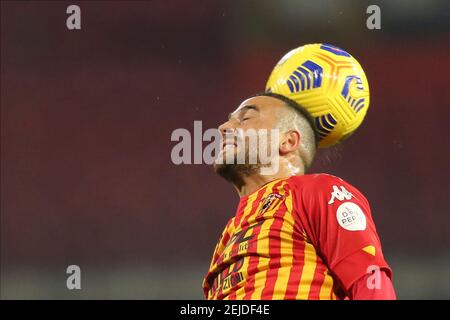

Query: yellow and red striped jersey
203 173 391 300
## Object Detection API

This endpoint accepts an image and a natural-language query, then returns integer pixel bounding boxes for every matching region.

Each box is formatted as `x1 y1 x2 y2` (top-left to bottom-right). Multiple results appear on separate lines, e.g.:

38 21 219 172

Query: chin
213 161 260 187
212 161 236 182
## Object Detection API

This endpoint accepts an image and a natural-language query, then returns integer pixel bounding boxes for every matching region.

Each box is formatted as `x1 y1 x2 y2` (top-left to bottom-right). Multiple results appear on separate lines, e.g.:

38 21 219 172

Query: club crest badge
257 193 285 217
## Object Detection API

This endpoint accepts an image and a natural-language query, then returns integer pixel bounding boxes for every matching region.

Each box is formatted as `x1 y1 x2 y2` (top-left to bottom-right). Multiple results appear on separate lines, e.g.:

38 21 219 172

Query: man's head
213 92 319 184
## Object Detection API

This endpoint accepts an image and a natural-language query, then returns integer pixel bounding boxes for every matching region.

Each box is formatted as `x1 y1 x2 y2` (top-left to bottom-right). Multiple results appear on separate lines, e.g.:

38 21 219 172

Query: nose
218 120 236 136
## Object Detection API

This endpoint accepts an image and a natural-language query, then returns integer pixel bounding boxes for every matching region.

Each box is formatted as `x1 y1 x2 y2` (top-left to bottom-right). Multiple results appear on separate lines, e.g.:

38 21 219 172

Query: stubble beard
213 146 261 189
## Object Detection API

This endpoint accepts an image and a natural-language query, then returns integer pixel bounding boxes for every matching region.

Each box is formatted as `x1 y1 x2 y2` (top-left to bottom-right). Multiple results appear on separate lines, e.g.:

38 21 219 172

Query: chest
212 196 303 269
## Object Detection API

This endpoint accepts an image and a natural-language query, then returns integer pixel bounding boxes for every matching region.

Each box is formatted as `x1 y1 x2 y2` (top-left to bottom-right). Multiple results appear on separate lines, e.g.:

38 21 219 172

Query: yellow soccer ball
266 43 370 148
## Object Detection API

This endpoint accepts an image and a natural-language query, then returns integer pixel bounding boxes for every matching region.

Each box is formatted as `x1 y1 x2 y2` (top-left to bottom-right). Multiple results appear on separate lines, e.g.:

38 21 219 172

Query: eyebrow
228 104 259 120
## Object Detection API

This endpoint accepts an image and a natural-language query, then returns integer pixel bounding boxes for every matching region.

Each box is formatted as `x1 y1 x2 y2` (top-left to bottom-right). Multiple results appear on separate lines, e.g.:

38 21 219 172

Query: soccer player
202 92 396 300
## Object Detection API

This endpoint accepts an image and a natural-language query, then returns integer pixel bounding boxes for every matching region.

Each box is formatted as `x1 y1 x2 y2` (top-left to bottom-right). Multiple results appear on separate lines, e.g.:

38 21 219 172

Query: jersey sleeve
350 271 397 300
290 174 393 294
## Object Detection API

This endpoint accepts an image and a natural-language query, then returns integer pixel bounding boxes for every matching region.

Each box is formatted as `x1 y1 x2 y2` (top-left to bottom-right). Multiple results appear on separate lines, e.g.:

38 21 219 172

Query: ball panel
265 43 370 148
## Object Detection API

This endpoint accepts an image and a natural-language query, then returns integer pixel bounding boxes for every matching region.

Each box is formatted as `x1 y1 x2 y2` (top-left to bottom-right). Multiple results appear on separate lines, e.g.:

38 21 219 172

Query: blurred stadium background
1 0 449 299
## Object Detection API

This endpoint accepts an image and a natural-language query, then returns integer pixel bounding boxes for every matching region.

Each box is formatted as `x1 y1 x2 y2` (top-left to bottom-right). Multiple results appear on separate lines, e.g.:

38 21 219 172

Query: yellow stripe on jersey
222 179 282 300
271 190 295 299
216 189 260 300
248 182 284 299
296 241 317 299
250 181 286 300
222 194 260 300
319 269 335 300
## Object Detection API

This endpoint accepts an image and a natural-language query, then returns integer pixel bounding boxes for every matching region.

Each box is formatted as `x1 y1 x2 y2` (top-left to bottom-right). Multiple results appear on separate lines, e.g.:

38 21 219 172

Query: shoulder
286 173 368 205
286 173 349 191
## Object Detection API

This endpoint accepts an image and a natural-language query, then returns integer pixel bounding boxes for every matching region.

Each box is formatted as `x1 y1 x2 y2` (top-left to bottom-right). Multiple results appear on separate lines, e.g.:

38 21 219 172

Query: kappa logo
257 193 284 216
328 185 353 205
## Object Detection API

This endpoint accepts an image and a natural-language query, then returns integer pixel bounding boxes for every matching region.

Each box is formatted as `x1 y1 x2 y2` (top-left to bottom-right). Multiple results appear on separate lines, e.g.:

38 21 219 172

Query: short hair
254 91 319 168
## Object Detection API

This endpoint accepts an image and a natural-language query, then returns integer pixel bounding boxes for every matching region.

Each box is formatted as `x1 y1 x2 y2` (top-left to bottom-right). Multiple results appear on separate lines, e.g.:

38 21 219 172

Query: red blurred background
1 0 450 298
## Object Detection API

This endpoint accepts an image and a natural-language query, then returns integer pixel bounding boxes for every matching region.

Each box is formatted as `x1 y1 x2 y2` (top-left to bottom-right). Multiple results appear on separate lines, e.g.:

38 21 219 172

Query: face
213 96 287 180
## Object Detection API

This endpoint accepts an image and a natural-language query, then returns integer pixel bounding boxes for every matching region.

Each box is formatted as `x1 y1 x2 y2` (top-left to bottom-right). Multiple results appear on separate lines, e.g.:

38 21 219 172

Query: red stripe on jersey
260 203 288 299
242 181 285 299
261 184 292 299
307 257 326 299
219 185 268 300
225 197 250 300
241 219 264 300
260 186 291 299
215 220 232 261
213 224 232 267
218 196 249 280
283 234 306 299
234 197 249 228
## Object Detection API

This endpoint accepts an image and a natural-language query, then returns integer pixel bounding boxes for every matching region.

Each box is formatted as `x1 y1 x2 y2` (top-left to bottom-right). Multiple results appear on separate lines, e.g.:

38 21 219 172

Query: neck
234 158 304 197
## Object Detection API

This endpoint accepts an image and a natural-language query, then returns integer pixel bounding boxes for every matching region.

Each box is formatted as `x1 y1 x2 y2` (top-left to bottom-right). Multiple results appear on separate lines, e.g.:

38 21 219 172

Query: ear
279 130 301 155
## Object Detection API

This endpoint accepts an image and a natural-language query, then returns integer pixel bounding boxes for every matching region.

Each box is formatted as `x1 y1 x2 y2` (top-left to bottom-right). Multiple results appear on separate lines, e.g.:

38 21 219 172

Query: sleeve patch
336 202 367 231
362 245 376 256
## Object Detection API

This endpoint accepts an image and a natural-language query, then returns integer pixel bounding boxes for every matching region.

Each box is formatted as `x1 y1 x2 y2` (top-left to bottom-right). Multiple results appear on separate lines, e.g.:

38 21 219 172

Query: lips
221 141 237 149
